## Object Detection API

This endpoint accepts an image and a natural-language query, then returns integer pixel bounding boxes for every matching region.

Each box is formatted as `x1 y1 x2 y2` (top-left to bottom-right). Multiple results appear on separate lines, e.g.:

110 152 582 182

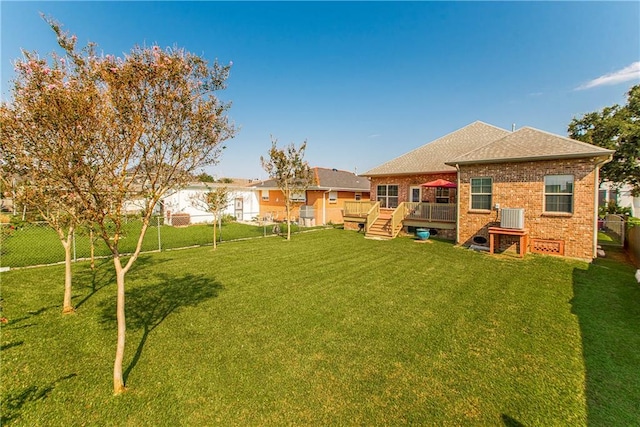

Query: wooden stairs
365 209 402 239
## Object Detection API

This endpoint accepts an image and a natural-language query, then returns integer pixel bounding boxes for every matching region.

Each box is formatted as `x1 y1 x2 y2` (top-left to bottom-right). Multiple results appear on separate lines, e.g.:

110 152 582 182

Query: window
355 193 362 201
545 175 573 213
261 190 269 201
470 178 492 210
328 191 338 203
291 191 306 202
410 186 422 203
436 187 450 204
377 185 399 208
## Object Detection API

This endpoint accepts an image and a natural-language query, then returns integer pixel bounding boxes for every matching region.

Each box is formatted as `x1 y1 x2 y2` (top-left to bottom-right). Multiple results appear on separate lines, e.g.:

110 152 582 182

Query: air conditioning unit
299 205 315 219
501 208 525 229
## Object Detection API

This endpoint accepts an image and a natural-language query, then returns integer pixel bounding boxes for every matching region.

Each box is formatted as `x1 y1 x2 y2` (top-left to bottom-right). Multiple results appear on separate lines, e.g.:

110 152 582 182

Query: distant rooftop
250 167 370 191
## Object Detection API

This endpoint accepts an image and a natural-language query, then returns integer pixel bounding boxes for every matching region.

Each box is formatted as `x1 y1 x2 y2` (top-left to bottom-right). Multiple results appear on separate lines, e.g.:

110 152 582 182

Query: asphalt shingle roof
363 121 614 176
362 121 511 176
446 126 614 165
250 167 370 191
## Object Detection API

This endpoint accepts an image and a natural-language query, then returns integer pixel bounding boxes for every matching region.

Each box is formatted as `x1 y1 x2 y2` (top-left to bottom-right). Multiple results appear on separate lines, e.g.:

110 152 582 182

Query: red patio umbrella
420 178 457 188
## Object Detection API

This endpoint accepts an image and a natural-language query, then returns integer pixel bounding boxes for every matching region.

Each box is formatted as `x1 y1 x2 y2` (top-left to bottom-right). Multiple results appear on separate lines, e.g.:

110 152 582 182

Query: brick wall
457 158 600 260
369 173 457 203
259 189 370 225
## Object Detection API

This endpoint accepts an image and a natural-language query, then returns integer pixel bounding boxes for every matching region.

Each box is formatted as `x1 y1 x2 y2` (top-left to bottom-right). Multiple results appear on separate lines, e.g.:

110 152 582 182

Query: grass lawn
1 229 639 425
0 220 304 268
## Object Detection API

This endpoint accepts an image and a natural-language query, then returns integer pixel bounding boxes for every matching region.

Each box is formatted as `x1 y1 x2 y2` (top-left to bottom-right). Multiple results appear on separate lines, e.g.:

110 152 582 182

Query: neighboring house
162 180 260 224
355 121 613 261
598 181 636 216
250 167 371 226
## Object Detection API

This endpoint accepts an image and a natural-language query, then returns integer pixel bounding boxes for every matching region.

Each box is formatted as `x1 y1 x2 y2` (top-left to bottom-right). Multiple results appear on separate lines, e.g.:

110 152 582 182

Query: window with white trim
436 187 450 204
544 175 573 213
329 191 338 203
377 185 399 208
261 190 269 201
291 191 306 202
470 177 492 210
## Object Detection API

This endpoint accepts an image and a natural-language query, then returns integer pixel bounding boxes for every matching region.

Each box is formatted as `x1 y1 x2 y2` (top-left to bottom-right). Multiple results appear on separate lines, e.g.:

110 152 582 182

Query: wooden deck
344 201 457 238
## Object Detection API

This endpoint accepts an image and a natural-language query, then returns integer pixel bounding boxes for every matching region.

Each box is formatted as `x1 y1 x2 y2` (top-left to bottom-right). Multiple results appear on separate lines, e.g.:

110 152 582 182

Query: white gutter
323 189 332 225
593 155 613 258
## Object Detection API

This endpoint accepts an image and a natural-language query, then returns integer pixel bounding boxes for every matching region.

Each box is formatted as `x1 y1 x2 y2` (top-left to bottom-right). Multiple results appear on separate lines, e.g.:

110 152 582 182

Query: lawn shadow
571 249 640 425
73 258 115 309
74 254 172 310
501 414 525 427
2 305 57 329
0 373 77 425
1 340 24 351
99 273 223 384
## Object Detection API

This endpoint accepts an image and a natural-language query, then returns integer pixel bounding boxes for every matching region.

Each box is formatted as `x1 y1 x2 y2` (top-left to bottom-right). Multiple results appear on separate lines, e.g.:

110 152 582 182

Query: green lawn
0 220 304 268
1 229 638 425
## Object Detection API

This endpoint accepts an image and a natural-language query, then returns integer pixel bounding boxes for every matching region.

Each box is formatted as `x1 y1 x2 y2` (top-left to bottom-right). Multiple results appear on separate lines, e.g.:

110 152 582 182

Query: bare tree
190 185 231 250
2 18 236 394
261 138 313 241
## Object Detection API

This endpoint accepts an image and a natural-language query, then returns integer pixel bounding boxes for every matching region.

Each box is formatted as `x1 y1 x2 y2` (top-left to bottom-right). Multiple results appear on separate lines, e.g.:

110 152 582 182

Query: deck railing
344 200 376 217
365 202 380 233
405 202 456 222
390 202 407 237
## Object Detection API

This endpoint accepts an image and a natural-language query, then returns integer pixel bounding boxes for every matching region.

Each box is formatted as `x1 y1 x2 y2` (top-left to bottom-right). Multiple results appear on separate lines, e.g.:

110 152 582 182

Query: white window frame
435 187 450 204
544 175 574 213
470 177 492 210
261 190 269 201
377 184 399 208
291 191 306 202
328 191 338 203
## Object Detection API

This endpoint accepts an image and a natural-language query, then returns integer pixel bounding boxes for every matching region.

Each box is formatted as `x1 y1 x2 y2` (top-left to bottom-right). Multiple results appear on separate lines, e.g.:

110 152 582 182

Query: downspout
323 189 332 225
593 155 613 258
455 164 460 244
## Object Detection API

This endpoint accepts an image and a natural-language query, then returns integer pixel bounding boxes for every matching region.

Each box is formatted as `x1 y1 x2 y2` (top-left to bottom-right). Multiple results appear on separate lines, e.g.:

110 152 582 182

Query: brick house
251 167 370 226
352 121 613 260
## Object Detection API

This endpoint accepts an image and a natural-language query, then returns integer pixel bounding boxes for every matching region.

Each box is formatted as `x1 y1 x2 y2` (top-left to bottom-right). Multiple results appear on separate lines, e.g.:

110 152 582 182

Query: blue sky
2 1 639 179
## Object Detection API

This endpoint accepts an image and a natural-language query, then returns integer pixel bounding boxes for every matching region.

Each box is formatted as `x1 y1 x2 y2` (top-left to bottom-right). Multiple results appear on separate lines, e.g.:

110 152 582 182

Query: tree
2 18 236 394
196 172 215 182
0 35 106 314
260 139 313 240
190 186 230 249
569 84 640 194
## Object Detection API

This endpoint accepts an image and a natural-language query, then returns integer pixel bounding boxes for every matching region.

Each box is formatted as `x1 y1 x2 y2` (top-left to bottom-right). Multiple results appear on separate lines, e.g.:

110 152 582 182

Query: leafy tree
196 172 215 182
569 84 640 194
2 18 236 394
260 139 313 240
190 186 230 249
0 36 106 313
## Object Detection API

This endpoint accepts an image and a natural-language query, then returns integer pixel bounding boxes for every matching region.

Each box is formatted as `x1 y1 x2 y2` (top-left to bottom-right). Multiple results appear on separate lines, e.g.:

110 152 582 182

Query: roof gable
362 121 510 176
446 126 614 165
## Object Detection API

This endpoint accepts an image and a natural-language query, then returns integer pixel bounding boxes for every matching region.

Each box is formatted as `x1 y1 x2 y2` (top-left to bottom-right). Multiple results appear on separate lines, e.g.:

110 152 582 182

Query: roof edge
445 151 614 166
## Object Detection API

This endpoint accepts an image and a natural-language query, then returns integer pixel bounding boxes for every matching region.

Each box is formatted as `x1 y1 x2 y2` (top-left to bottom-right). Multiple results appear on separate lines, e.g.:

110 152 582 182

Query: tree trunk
61 232 74 314
113 256 127 395
213 220 217 250
90 228 95 270
110 216 151 395
286 204 291 241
